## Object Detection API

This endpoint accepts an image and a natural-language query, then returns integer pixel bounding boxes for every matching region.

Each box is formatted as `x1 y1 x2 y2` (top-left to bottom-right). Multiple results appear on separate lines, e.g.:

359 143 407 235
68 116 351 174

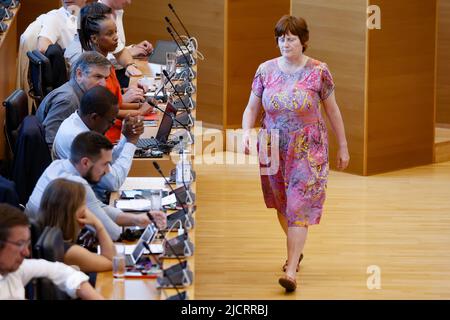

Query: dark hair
70 131 114 164
78 2 113 51
0 204 29 249
80 86 118 117
70 51 111 79
39 179 86 242
274 15 309 52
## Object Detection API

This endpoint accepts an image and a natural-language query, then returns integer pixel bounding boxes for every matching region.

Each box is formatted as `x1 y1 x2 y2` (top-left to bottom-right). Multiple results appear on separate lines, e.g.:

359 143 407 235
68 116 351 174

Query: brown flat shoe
282 253 304 272
278 275 297 292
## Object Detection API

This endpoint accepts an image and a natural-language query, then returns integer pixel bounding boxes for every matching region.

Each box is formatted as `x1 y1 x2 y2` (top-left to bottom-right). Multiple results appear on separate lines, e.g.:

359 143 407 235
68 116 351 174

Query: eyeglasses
1 239 31 251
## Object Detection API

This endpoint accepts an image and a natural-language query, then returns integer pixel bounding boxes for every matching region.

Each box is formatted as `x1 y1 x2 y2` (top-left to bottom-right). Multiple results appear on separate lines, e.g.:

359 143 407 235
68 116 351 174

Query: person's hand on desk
122 87 145 103
148 211 167 230
122 115 144 145
130 211 166 230
137 101 153 116
125 63 142 77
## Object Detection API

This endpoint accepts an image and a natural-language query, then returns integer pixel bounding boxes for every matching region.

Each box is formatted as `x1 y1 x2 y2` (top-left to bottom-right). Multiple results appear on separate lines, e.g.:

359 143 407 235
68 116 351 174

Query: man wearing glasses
0 203 103 299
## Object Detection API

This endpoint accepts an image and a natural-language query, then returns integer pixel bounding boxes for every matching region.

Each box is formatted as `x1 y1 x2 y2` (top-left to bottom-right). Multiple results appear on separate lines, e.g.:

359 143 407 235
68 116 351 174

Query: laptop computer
136 102 177 149
124 224 158 267
148 40 179 65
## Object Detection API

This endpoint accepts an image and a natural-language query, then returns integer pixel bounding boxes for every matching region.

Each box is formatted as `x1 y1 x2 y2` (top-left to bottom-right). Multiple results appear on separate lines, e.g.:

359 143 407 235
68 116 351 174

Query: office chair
11 115 51 204
26 50 53 112
33 226 71 300
2 89 29 156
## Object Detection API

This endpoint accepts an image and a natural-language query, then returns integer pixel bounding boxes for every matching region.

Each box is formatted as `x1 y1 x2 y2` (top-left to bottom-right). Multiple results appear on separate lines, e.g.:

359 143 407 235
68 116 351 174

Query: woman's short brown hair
39 179 86 242
275 15 309 52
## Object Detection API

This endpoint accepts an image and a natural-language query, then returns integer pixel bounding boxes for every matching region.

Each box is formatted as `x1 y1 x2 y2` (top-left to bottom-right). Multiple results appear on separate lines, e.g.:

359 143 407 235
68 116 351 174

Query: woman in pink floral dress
242 15 350 292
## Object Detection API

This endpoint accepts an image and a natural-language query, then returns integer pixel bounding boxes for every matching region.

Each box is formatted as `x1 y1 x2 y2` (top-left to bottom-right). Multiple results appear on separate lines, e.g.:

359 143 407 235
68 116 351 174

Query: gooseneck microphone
147 100 193 143
164 16 191 50
168 3 192 38
166 26 194 67
152 161 189 217
162 69 192 113
142 240 186 300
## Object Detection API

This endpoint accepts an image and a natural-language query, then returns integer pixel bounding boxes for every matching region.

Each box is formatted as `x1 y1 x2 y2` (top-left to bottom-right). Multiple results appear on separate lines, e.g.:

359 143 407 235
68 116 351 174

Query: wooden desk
96 173 196 300
128 59 197 177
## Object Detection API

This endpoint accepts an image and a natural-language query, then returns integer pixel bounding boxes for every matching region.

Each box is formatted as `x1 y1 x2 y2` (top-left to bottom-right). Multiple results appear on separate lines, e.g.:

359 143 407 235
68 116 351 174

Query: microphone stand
147 101 194 144
168 3 192 39
162 69 195 128
167 26 195 67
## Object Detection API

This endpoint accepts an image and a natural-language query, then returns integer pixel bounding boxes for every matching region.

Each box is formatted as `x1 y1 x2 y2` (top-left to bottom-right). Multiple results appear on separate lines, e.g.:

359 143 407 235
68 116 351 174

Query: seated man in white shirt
26 131 166 241
37 0 88 53
53 85 141 199
0 203 103 300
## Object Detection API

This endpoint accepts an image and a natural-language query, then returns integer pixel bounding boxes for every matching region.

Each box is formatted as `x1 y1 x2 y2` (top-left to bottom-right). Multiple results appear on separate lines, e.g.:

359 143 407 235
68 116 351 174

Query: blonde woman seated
39 178 116 273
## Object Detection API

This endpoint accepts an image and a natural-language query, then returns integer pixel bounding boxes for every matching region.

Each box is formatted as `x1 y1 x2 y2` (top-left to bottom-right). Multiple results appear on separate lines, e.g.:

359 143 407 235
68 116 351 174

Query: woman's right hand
76 207 101 230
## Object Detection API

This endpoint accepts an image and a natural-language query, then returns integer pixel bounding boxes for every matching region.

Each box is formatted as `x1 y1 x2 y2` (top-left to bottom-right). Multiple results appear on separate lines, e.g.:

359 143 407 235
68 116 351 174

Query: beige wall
123 0 225 127
366 0 436 174
292 0 367 174
225 0 290 129
436 0 450 125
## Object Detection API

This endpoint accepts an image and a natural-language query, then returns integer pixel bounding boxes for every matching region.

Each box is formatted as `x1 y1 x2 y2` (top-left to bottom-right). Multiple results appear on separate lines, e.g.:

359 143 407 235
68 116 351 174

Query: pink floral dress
252 57 335 227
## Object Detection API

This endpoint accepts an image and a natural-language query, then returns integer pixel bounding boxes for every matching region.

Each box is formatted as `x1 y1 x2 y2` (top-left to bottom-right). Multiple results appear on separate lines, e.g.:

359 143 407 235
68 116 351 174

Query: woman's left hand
336 146 350 171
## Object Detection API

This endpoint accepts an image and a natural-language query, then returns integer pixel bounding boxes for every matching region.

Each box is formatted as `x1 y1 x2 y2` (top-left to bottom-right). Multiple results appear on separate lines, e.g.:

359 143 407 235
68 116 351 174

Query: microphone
152 161 190 216
142 240 187 300
147 100 194 143
146 213 185 266
166 26 195 67
162 69 193 115
164 16 191 51
168 3 192 39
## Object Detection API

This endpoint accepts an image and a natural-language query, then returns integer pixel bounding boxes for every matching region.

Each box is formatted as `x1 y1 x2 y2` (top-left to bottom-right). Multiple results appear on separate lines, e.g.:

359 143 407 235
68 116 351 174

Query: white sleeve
38 14 60 44
19 259 89 299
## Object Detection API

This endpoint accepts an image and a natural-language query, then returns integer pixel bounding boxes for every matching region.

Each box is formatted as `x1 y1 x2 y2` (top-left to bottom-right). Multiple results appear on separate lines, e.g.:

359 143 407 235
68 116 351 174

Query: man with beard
26 132 166 241
53 85 141 201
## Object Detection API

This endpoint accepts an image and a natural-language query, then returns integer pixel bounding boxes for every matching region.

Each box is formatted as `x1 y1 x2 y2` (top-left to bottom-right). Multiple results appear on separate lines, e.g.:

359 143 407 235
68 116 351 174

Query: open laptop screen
155 102 177 143
148 40 179 65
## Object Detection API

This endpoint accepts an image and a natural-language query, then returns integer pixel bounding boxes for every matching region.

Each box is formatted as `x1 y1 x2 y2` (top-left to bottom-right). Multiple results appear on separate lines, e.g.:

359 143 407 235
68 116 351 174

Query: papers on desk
115 243 164 255
162 193 177 206
120 178 166 191
116 199 152 211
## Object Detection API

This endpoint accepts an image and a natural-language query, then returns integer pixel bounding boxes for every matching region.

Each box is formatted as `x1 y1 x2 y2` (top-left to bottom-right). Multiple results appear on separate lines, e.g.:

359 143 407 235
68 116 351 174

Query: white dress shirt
0 259 89 300
26 159 123 241
52 111 136 193
38 7 78 50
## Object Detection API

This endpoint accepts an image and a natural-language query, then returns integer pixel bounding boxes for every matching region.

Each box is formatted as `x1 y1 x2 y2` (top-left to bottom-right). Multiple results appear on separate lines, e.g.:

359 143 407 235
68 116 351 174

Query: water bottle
176 152 191 187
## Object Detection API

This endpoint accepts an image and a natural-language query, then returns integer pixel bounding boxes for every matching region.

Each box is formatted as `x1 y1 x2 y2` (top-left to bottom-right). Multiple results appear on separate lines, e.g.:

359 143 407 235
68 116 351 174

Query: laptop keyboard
136 138 158 149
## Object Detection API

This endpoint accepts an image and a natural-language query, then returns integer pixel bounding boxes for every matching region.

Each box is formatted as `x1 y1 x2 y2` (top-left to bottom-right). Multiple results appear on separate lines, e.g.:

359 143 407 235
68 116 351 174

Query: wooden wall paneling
367 0 436 174
123 0 225 127
292 0 368 175
225 0 290 129
0 6 20 161
436 0 450 125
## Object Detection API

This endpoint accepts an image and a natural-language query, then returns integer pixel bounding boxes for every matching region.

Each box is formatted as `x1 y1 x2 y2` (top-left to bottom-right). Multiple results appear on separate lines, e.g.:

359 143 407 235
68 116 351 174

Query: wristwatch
125 62 137 70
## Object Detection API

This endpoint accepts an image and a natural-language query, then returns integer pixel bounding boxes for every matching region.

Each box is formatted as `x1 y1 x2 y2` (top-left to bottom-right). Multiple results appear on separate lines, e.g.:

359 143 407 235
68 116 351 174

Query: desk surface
128 59 197 177
96 171 196 299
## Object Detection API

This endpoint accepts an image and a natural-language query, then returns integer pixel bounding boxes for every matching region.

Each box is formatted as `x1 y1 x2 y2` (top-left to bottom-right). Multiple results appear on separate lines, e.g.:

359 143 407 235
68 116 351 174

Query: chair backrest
33 226 71 300
26 50 53 110
2 89 29 155
12 115 52 204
